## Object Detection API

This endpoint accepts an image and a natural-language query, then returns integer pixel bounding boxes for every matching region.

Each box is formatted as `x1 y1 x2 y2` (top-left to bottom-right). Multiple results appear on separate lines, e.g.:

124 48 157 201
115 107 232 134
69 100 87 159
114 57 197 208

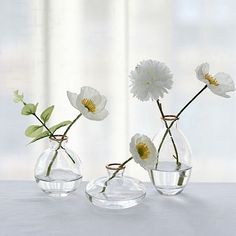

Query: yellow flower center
81 98 96 113
205 74 219 86
136 142 150 160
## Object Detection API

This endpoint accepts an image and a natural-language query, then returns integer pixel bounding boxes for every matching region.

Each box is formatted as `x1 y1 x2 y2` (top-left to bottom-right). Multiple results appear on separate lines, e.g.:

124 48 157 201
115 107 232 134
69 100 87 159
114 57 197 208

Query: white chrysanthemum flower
130 134 157 170
67 87 108 121
195 62 235 98
129 60 173 101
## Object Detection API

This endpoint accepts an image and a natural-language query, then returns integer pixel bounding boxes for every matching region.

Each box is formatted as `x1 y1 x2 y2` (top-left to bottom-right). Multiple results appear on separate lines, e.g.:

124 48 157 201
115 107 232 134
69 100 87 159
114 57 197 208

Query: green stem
64 149 76 164
33 112 60 177
177 171 186 186
46 150 58 176
33 113 75 164
61 113 82 140
32 113 55 137
100 157 133 193
46 113 82 176
156 100 179 165
157 85 207 156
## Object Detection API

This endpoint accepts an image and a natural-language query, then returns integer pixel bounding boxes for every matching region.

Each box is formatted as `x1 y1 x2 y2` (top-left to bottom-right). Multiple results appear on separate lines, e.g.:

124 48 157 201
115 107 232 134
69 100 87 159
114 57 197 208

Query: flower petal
129 60 173 101
67 91 79 109
84 109 109 121
201 63 209 75
208 72 235 98
195 62 209 82
92 95 107 112
214 72 235 91
130 134 157 170
80 86 100 99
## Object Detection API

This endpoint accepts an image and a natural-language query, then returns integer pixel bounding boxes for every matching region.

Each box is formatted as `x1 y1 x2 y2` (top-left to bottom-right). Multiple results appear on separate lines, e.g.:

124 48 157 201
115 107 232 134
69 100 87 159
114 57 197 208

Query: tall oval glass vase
34 135 82 197
149 115 192 195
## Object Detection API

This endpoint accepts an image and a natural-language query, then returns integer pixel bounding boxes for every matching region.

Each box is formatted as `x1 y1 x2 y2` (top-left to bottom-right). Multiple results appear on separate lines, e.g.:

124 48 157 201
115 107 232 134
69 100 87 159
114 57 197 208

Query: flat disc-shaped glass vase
86 163 146 209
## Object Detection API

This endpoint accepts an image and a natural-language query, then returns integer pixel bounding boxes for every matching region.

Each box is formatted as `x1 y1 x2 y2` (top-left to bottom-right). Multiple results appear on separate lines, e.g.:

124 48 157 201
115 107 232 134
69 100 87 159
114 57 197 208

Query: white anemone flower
130 134 157 170
67 87 108 121
195 62 235 98
129 60 173 101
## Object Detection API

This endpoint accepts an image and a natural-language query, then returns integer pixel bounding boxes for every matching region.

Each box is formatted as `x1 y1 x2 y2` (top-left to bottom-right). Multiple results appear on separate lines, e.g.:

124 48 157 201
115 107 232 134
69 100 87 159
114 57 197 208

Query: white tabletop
1 181 236 236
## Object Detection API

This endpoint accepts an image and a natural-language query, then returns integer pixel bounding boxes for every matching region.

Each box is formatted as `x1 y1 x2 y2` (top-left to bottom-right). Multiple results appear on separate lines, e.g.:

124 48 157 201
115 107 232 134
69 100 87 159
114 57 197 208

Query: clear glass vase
149 115 192 195
85 163 146 209
34 135 82 197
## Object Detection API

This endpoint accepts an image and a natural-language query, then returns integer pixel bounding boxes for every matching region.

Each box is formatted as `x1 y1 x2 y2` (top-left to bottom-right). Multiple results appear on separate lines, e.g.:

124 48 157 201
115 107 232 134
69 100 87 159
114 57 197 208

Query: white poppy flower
195 62 235 98
129 60 173 101
67 87 108 121
130 134 158 170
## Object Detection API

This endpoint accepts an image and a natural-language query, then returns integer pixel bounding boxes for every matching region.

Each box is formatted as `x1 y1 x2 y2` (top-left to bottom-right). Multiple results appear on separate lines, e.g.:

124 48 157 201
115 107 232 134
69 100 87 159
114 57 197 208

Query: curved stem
157 85 207 156
61 113 82 140
156 100 179 165
100 157 133 193
46 113 82 176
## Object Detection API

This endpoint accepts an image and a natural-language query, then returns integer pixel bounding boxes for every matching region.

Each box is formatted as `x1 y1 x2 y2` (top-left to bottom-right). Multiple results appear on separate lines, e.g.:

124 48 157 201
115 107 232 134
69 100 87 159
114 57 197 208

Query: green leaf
49 121 72 134
13 90 24 103
28 131 50 144
21 103 38 115
25 125 43 138
40 105 54 123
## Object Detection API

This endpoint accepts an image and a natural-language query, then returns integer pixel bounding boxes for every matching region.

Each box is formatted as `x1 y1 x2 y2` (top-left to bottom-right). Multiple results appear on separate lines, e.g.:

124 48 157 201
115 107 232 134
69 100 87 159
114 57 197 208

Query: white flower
67 86 108 121
13 90 24 103
130 134 157 170
195 62 235 98
129 60 173 101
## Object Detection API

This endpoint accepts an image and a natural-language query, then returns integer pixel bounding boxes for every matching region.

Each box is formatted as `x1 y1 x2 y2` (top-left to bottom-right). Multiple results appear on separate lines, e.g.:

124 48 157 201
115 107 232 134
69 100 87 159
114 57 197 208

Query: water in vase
149 161 192 196
35 169 82 197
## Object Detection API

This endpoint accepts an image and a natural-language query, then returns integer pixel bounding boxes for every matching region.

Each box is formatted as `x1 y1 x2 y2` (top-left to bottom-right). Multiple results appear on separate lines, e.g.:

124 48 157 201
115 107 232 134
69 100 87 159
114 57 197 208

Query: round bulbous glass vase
86 163 146 209
149 115 192 196
34 135 82 197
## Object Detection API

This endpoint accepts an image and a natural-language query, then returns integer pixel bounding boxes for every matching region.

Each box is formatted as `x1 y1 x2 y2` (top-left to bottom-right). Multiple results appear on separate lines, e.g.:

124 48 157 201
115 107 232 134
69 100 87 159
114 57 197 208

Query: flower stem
157 85 207 156
32 113 54 137
61 113 82 140
46 113 82 176
100 157 133 193
33 113 75 163
46 150 58 176
156 100 179 165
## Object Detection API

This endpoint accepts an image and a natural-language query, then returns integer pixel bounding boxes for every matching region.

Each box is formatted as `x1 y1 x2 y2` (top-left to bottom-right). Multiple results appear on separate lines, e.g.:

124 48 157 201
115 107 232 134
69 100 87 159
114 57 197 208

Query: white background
1 0 236 181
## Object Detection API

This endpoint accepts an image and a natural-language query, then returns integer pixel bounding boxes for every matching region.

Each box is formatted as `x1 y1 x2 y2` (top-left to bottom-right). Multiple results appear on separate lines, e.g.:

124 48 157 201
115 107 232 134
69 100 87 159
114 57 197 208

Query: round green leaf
40 105 54 123
21 103 38 115
25 125 43 138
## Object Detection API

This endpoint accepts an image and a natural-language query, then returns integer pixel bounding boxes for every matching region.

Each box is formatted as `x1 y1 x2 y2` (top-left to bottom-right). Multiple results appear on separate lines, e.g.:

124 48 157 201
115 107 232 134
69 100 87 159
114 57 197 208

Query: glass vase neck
49 135 68 149
106 163 125 177
161 115 179 128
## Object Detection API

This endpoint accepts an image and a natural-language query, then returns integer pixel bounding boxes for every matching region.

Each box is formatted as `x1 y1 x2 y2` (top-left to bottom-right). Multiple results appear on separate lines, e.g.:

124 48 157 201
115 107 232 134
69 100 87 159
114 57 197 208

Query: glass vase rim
49 135 68 142
161 115 179 121
106 163 125 171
